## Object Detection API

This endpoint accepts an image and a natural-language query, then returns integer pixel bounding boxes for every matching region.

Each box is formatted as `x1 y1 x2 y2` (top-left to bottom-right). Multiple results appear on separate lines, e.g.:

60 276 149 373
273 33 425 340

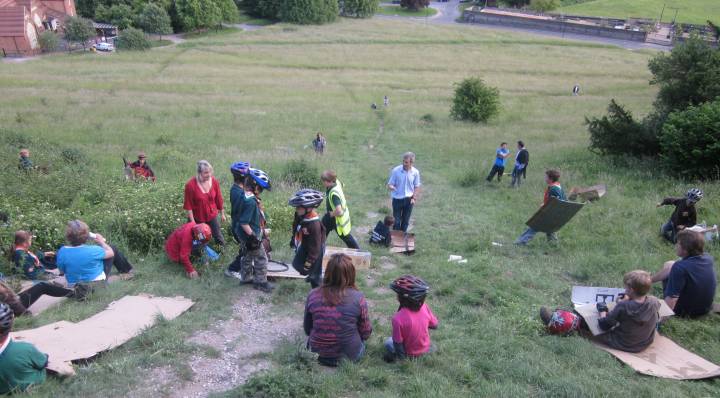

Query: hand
186 270 199 279
93 233 107 244
656 203 662 208
596 302 609 313
388 184 396 191
289 238 296 249
677 225 685 230
410 197 416 205
303 261 312 271
221 212 227 223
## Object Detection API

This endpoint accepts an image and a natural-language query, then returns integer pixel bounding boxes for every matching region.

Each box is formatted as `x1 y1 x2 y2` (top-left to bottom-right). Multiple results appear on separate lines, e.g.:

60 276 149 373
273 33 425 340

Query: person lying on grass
651 229 716 317
289 189 326 289
515 169 565 246
10 230 56 280
304 253 372 367
0 302 48 394
384 274 438 363
165 222 212 279
657 188 703 243
540 270 661 353
0 278 74 317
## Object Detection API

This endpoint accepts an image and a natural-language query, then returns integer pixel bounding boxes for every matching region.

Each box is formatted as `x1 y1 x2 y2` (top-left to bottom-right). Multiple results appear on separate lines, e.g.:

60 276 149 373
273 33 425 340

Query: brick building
0 0 75 56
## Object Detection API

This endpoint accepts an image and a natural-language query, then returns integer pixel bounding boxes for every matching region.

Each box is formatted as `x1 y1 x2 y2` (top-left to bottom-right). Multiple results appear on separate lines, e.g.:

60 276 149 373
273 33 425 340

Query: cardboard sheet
571 286 626 306
322 246 371 270
11 295 194 376
525 197 584 233
390 231 415 255
568 184 607 202
267 261 305 279
594 333 720 380
575 298 674 336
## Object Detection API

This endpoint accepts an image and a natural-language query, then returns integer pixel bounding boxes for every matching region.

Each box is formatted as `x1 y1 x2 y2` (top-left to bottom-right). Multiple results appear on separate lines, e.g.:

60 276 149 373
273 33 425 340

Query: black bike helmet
390 275 430 302
288 189 324 208
0 302 14 335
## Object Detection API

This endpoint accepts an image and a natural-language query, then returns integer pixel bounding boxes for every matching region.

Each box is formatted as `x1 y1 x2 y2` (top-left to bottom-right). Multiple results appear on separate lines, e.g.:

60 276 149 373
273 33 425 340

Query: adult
486 142 511 183
657 188 702 243
510 140 529 188
56 220 134 297
129 152 156 181
651 229 716 317
387 152 421 232
165 222 212 279
304 254 372 367
184 160 226 246
321 170 360 249
312 133 326 155
0 279 74 316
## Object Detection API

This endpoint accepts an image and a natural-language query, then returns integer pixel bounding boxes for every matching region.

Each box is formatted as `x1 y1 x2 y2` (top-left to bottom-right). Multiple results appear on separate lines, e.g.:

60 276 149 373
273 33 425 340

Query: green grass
1 17 720 397
558 0 720 25
377 5 439 17
150 39 174 48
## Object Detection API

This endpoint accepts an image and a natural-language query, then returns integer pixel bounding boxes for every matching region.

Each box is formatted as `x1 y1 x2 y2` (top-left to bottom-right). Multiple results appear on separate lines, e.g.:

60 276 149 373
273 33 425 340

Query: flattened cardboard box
390 231 415 255
269 246 372 279
525 197 584 233
568 184 607 202
11 295 194 376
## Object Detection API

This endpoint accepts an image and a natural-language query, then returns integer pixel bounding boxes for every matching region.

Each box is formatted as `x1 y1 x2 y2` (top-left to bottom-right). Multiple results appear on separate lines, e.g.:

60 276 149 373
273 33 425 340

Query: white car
95 42 114 52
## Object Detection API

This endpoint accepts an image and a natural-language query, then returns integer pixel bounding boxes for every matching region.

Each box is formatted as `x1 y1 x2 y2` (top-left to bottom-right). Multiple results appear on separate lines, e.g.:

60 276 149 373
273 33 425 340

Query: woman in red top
184 160 226 246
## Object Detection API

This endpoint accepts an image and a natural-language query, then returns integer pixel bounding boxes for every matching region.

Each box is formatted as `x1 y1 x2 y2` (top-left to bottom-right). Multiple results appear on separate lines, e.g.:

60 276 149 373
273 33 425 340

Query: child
657 188 703 243
18 149 33 170
165 222 212 279
515 169 565 245
384 275 438 362
225 161 250 280
237 168 274 293
486 142 511 183
129 151 156 181
369 215 394 247
289 189 326 288
0 302 48 394
10 231 55 280
321 170 360 249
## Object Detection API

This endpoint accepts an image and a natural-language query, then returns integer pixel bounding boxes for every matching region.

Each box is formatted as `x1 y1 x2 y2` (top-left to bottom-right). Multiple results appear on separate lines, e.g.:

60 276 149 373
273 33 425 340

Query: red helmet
192 223 212 244
546 310 580 336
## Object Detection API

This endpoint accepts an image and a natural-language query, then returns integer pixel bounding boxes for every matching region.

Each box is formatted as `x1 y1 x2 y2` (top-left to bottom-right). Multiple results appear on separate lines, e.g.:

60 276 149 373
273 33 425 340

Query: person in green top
515 169 566 245
321 170 360 249
18 149 33 171
0 302 48 394
236 168 274 293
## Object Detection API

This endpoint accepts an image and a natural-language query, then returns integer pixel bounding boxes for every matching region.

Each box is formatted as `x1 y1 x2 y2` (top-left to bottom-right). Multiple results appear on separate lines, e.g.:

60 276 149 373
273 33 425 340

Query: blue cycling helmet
249 168 272 191
230 161 250 177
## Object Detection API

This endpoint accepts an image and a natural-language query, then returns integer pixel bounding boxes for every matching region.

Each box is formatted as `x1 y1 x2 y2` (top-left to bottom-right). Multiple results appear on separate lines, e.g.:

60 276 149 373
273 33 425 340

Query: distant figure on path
184 160 226 246
510 141 529 188
486 142 511 183
312 133 326 155
387 152 421 232
384 96 389 107
572 84 580 96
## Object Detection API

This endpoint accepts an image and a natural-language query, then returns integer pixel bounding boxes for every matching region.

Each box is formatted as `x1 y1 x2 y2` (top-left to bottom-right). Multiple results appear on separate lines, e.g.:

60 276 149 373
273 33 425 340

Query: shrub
136 3 173 38
279 0 338 24
529 0 558 12
38 31 60 52
450 77 500 123
457 169 483 187
420 113 434 124
340 0 378 18
94 4 134 29
585 99 659 157
175 0 222 31
400 0 428 10
117 28 152 50
237 369 320 398
659 100 720 180
279 159 321 189
63 16 95 50
60 147 86 164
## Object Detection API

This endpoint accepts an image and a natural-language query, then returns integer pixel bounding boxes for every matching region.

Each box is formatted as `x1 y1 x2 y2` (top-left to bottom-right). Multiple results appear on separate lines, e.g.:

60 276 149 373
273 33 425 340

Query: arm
358 296 372 341
29 345 49 370
427 305 439 329
411 186 421 204
664 296 679 310
93 234 114 259
184 182 195 223
213 179 226 222
303 299 313 336
304 222 323 264
657 197 677 207
663 265 685 311
387 169 397 191
597 302 621 331
331 204 344 218
178 232 196 273
391 316 406 359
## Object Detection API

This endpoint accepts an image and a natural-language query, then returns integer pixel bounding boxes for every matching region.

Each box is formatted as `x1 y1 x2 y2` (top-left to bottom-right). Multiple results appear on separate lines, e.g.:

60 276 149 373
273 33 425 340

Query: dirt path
130 289 302 398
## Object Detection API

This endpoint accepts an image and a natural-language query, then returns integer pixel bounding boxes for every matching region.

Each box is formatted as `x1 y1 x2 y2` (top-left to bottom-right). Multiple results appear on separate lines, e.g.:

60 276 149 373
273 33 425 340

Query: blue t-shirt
664 254 716 317
494 148 509 167
56 245 106 284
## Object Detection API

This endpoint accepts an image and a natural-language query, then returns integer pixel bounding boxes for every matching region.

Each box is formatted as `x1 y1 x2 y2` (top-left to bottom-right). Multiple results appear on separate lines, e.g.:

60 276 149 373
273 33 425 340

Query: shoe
253 282 275 293
539 306 552 325
383 352 396 363
239 279 253 285
118 271 135 281
224 269 242 280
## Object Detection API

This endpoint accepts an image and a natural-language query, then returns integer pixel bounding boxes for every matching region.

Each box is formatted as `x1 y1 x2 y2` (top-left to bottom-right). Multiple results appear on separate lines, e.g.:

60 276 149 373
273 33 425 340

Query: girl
385 275 439 362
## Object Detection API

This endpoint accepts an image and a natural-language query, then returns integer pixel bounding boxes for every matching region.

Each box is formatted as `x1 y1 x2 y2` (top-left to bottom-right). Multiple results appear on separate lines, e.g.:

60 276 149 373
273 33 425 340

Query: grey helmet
289 189 324 208
686 188 703 203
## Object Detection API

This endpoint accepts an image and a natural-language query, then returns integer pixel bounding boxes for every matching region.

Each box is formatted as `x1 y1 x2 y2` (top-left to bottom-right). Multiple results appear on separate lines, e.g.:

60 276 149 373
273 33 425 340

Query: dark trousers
661 220 676 243
103 244 134 277
486 165 505 182
322 213 360 249
392 197 413 232
197 216 226 246
292 244 325 288
228 232 244 272
18 282 74 308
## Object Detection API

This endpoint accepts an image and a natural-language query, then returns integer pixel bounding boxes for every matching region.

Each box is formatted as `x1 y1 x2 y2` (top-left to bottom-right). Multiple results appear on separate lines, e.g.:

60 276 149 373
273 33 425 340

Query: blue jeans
511 165 524 187
384 337 434 357
515 227 557 245
392 197 413 232
661 220 676 243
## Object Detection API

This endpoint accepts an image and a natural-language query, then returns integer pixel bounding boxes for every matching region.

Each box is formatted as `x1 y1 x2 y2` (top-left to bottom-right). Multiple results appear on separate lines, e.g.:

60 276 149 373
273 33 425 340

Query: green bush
450 77 500 123
585 99 659 157
340 0 378 17
457 168 483 187
279 159 321 189
529 0 558 12
279 0 338 24
660 99 720 180
237 369 320 398
400 0 428 10
38 31 60 52
117 27 152 50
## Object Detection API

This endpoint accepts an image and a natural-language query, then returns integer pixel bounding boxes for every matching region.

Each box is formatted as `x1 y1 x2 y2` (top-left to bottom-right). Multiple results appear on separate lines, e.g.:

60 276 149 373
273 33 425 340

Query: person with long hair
303 254 372 366
184 160 226 246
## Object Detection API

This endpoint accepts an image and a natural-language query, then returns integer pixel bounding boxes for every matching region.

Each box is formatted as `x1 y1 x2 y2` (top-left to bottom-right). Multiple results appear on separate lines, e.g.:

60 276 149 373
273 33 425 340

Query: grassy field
558 0 720 25
377 5 439 17
1 17 720 397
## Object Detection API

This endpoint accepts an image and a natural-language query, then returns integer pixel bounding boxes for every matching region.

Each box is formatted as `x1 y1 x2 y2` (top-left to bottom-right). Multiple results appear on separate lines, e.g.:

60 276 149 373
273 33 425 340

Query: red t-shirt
391 303 439 356
165 222 196 273
183 177 223 222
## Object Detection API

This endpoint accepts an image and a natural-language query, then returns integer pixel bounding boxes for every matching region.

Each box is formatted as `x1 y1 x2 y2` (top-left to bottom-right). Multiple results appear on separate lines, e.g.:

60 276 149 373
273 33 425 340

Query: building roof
0 6 25 36
93 22 117 29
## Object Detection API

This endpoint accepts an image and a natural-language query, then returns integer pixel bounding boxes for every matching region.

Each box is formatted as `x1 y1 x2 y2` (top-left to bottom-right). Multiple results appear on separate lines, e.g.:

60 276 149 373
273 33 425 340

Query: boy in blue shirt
486 142 511 183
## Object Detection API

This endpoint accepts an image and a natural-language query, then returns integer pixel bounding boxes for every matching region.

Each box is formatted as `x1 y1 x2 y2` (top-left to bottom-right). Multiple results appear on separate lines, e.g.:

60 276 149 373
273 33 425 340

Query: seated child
369 216 394 247
289 189 326 289
384 275 439 362
18 149 33 171
11 231 56 280
0 302 48 394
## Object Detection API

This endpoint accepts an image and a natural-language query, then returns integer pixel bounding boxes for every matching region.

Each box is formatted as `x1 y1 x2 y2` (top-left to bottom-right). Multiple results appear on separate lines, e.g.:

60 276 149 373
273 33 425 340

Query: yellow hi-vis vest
329 181 352 236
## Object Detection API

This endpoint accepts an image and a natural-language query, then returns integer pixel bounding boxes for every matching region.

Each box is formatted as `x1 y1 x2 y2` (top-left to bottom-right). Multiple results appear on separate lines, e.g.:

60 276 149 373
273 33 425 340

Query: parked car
94 42 114 52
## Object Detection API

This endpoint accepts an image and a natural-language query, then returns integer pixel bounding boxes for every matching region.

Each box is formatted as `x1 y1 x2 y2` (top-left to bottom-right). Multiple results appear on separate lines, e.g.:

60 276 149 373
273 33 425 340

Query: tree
136 3 173 39
75 0 100 18
174 0 222 31
505 0 530 7
95 4 134 30
38 31 60 52
63 16 96 51
279 0 337 24
116 27 152 50
450 77 500 123
585 99 658 157
340 0 378 18
400 0 428 11
529 0 557 13
215 0 240 23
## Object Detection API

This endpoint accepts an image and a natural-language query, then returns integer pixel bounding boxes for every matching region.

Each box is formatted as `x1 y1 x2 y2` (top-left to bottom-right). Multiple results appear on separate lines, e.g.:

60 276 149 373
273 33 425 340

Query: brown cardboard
593 333 720 380
390 231 415 255
322 246 371 269
10 295 194 376
525 197 584 233
568 184 607 202
267 261 305 279
575 298 674 336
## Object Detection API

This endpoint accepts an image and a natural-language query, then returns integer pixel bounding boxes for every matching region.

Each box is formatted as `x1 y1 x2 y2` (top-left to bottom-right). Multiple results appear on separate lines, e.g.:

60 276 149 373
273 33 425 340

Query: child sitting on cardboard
0 302 48 394
369 216 394 247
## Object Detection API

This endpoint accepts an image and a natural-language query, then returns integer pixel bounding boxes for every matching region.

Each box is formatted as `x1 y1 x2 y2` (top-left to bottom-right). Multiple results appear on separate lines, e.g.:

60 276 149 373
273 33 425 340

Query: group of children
485 141 529 188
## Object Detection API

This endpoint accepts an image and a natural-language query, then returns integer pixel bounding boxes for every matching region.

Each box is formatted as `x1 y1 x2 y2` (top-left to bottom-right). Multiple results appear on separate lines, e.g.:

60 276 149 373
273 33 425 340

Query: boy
657 188 703 243
0 303 48 394
510 141 529 188
288 189 326 288
515 169 565 245
384 275 439 362
321 170 360 249
237 168 274 293
594 270 661 352
225 161 250 280
18 149 33 170
651 229 716 317
369 215 394 247
486 142 511 183
165 222 212 279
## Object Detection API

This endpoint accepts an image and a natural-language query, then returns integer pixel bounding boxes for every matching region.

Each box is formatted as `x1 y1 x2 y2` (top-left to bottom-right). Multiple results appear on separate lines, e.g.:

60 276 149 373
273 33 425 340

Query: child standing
289 189 326 288
657 188 703 243
10 231 55 280
225 161 250 280
515 169 565 245
369 216 394 247
384 275 439 362
0 303 48 394
486 142 511 183
237 168 274 293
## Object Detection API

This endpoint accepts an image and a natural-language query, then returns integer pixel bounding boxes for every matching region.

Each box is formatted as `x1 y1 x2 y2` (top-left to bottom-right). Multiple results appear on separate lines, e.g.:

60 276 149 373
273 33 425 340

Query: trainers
224 269 242 280
253 282 275 293
118 271 135 281
539 306 553 325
